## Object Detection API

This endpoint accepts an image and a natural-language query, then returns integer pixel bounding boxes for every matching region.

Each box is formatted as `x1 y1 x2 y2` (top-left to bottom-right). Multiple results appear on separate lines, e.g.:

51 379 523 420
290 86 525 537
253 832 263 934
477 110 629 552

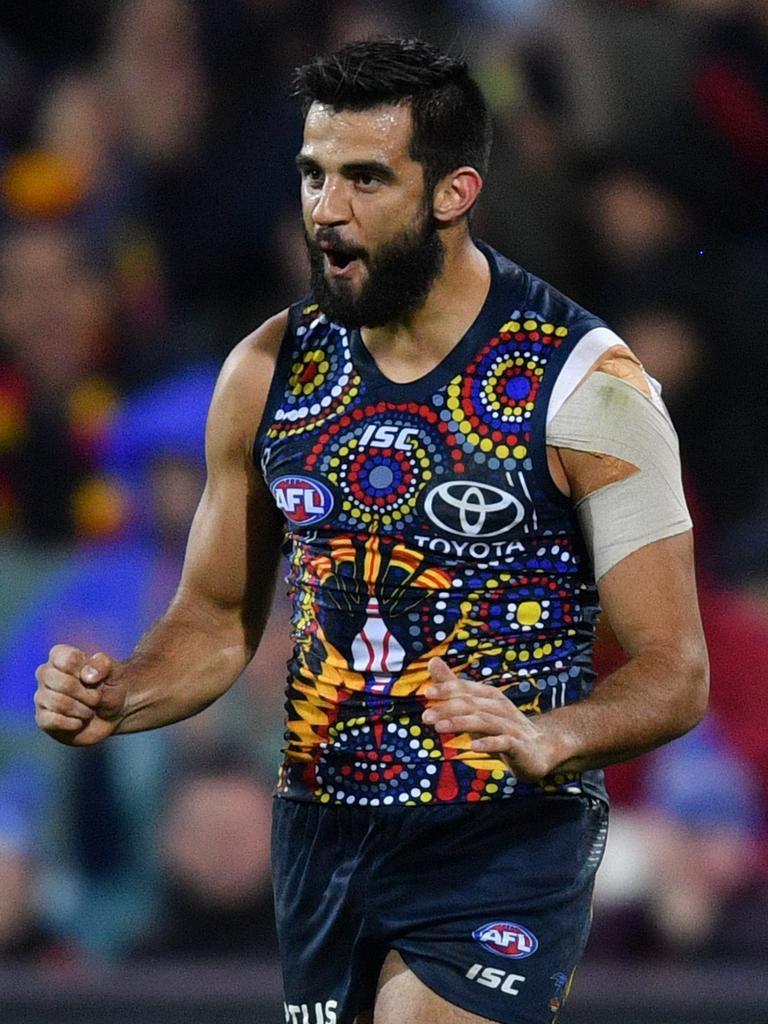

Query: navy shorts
272 794 608 1024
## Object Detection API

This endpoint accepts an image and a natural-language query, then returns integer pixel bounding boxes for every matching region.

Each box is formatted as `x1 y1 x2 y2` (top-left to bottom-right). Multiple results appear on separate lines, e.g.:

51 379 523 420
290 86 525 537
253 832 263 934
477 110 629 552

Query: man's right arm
34 311 289 746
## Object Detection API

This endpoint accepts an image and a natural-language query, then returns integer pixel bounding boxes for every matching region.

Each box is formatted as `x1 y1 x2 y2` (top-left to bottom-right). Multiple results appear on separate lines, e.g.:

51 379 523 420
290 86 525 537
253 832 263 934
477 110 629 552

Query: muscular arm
540 344 708 769
35 311 288 744
516 529 708 775
533 448 707 773
424 345 709 780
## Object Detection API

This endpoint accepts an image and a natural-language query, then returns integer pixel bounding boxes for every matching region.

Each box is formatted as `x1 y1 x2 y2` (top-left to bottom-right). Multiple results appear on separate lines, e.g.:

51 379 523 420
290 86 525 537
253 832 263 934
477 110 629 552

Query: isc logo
271 476 333 525
465 963 526 996
472 921 539 959
358 423 419 450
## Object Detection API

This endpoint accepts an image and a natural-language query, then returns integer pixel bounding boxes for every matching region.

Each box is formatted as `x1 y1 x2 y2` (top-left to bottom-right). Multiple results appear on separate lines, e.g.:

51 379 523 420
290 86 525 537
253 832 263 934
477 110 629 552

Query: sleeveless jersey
255 242 608 807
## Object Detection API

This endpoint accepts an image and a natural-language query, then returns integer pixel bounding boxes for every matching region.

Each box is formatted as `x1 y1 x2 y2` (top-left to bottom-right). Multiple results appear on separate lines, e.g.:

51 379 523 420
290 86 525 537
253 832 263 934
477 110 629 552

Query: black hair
292 37 492 198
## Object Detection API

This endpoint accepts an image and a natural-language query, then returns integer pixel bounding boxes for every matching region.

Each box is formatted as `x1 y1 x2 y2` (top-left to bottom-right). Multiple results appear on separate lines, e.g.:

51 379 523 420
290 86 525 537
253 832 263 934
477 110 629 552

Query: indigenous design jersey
255 242 607 806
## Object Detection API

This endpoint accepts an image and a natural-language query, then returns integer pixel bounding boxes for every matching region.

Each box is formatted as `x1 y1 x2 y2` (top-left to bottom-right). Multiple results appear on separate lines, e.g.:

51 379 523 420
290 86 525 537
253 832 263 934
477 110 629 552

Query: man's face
0 228 108 392
298 102 444 328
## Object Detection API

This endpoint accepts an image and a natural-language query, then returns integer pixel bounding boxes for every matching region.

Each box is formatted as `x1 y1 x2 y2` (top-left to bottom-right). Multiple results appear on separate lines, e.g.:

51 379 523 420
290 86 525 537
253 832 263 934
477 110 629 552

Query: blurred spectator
532 2 696 154
98 0 295 336
614 307 723 548
616 299 768 575
103 0 209 170
577 163 705 321
128 748 277 960
0 222 119 542
0 769 77 963
31 69 165 343
668 0 768 237
30 65 222 389
35 73 117 206
592 718 768 962
473 38 584 297
587 168 689 269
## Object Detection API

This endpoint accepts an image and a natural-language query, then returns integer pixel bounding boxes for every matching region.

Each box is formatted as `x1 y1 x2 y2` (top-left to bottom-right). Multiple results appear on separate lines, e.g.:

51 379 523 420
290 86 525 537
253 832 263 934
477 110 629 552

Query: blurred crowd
0 0 767 973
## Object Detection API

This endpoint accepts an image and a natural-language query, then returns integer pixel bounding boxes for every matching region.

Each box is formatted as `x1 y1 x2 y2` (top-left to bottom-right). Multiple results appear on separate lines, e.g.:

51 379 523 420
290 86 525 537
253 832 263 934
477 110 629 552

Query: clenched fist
34 645 127 746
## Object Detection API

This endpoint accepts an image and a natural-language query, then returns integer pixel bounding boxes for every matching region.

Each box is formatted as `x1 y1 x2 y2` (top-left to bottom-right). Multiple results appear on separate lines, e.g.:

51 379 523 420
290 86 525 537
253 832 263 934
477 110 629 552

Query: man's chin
314 271 368 314
312 280 363 326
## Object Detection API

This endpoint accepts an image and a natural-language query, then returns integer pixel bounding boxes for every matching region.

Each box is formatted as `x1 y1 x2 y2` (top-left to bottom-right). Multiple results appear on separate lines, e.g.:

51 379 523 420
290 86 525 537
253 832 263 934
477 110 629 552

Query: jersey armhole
546 327 628 426
252 303 304 470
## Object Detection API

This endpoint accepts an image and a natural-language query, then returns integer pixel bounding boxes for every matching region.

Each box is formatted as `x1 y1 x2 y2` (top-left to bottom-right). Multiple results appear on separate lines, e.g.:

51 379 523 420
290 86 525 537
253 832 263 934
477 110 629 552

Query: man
35 38 708 1024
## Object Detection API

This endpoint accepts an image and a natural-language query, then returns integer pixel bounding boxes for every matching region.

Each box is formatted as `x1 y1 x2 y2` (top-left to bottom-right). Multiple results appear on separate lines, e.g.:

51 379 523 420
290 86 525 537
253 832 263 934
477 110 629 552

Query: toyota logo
424 481 525 537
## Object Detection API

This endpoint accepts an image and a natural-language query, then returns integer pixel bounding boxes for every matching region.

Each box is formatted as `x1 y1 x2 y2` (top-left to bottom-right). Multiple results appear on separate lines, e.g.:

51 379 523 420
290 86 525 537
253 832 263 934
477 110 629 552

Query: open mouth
316 236 364 277
326 250 354 270
323 248 362 277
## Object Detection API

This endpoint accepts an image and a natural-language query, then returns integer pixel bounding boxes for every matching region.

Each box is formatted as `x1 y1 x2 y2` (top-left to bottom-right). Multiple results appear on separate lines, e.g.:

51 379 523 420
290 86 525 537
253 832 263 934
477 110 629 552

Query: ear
431 166 484 223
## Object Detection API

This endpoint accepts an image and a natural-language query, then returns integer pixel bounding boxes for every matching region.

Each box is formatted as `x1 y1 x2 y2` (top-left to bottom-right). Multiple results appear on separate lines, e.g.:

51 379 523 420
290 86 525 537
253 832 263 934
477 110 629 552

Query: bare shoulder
213 308 289 418
207 309 290 462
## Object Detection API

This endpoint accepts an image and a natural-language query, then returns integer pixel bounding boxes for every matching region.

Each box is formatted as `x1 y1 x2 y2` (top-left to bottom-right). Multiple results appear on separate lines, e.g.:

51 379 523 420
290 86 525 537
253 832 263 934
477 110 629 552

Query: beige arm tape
548 371 692 581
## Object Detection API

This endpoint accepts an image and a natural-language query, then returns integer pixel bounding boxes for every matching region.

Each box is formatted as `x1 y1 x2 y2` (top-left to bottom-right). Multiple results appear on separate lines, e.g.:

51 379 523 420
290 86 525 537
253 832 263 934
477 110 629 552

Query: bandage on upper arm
548 370 692 581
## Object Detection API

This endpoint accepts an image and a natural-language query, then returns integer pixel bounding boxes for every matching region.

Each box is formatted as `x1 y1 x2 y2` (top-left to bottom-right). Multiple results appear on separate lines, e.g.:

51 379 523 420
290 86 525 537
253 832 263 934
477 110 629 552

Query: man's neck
359 232 491 384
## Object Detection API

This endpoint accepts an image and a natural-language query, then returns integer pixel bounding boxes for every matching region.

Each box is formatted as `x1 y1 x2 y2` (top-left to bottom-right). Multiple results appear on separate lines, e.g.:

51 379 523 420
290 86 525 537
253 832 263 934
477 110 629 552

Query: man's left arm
422 349 709 781
423 529 708 781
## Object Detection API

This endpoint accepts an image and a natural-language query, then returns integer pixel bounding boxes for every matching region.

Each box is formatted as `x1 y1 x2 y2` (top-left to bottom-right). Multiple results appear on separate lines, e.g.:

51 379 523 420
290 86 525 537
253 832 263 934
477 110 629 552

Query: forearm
112 591 254 734
539 647 709 776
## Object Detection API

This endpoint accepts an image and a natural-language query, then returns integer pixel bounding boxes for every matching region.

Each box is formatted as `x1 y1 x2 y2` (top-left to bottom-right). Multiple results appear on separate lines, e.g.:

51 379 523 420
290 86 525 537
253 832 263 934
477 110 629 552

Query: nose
311 177 351 227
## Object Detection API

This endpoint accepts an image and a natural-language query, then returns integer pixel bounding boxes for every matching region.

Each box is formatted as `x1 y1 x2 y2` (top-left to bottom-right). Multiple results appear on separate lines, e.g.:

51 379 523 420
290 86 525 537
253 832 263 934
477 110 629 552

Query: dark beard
305 212 445 329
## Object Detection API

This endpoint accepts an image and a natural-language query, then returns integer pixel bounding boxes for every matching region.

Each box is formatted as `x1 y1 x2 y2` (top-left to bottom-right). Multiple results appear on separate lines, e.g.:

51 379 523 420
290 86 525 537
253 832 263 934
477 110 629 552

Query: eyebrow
295 154 397 183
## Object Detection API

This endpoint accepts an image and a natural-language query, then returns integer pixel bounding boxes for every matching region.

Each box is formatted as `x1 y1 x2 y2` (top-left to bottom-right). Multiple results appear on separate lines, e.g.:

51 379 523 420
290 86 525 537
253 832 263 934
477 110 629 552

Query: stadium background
0 1 767 1020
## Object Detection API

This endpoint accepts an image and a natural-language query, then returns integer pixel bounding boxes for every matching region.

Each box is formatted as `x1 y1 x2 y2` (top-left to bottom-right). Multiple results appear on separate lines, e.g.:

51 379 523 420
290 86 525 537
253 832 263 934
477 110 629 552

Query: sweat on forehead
302 102 414 147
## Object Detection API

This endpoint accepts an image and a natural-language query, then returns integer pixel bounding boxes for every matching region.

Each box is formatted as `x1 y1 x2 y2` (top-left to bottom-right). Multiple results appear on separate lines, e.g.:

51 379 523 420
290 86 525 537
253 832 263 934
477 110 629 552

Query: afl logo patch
472 922 539 960
271 476 334 525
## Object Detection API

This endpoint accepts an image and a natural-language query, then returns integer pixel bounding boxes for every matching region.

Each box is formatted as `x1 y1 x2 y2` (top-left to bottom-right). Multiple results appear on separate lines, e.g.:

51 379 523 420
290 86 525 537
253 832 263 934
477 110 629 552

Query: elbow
672 642 710 737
